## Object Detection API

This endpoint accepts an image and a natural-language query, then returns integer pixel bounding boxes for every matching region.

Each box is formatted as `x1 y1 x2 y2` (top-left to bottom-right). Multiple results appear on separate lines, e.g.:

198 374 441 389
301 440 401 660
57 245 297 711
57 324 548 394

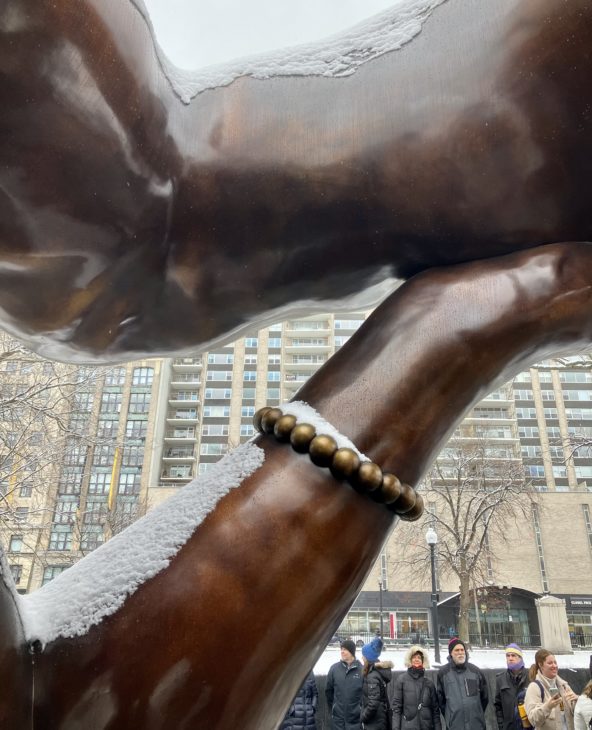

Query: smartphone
549 687 559 697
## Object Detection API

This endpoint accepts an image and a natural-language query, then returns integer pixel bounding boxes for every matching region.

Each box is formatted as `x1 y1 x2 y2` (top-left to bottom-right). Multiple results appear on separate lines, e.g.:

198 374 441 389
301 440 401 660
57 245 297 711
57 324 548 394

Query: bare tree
394 437 535 644
0 332 139 587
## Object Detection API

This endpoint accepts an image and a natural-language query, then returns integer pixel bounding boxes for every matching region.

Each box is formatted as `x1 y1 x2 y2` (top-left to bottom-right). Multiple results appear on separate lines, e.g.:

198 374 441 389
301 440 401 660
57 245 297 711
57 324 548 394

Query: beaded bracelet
253 406 423 521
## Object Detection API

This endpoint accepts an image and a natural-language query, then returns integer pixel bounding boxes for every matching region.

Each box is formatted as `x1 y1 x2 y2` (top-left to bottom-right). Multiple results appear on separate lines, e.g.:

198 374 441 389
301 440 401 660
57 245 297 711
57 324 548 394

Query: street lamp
426 527 441 663
378 577 385 638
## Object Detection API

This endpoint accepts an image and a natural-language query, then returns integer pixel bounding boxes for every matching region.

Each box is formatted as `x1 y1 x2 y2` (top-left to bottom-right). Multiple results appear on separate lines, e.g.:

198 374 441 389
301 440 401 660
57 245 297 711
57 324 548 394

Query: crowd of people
283 638 592 730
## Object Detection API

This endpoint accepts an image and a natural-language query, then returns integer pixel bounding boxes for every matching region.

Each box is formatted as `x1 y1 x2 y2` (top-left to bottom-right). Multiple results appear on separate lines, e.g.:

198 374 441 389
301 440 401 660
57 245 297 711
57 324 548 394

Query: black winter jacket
361 661 393 730
281 671 318 730
494 668 529 730
392 668 441 730
326 659 363 730
437 659 488 730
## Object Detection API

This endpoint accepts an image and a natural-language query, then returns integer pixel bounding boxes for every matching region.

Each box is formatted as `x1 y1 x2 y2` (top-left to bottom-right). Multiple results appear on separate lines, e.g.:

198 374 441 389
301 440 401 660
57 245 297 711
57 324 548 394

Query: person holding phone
524 649 578 730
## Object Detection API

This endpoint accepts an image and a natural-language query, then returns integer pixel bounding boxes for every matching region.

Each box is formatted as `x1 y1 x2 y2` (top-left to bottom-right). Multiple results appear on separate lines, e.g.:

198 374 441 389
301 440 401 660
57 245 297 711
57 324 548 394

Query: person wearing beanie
392 645 441 730
360 637 394 730
325 640 363 730
494 644 529 730
437 638 488 730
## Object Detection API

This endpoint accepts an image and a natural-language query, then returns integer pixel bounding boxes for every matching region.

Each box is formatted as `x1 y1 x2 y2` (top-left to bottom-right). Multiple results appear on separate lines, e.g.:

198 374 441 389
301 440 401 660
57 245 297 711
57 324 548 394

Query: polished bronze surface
400 494 425 522
380 473 403 505
1 0 592 728
309 434 339 467
354 461 384 493
273 414 298 441
330 447 361 481
290 423 317 453
0 0 590 361
6 242 592 730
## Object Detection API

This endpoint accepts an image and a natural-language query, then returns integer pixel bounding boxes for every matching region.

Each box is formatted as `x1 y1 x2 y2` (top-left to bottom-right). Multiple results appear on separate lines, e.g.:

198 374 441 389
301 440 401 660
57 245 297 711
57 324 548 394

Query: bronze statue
0 0 591 727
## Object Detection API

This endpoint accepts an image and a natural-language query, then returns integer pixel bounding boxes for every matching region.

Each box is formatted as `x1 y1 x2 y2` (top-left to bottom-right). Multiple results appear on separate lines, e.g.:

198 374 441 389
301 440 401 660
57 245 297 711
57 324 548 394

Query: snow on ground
314 646 592 675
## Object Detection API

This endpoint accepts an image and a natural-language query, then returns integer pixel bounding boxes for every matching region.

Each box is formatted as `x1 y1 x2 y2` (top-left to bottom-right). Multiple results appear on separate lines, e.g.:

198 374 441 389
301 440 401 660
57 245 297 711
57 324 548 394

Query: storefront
565 596 592 648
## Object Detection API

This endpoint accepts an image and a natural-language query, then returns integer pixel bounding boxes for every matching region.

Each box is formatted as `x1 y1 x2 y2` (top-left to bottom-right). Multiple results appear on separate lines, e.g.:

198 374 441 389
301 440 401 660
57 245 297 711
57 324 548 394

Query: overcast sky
143 0 395 69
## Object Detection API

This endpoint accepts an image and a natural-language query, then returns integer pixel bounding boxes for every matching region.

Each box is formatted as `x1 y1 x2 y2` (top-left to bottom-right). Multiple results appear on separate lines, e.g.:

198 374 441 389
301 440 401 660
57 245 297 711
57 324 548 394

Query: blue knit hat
362 637 383 663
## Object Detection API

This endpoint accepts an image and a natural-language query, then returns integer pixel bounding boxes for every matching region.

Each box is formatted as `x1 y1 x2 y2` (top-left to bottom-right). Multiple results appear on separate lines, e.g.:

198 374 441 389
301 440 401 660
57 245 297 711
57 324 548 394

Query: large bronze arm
0 0 591 359
1 242 591 729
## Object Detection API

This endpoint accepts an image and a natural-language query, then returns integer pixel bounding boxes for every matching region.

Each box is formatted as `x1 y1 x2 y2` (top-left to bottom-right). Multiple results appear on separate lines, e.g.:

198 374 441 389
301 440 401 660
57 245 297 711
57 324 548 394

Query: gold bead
260 407 283 434
253 407 272 433
330 448 361 481
309 434 338 467
380 473 402 504
274 414 297 442
353 461 383 493
399 494 424 522
290 423 317 453
391 483 417 514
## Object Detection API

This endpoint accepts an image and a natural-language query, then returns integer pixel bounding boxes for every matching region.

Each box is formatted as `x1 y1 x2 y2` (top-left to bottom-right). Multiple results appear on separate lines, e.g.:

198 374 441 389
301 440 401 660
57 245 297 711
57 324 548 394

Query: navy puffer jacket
281 671 318 730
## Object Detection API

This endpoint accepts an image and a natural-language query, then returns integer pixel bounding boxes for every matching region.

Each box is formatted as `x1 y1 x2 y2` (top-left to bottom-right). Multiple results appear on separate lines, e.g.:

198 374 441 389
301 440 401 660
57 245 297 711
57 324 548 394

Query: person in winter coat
326 640 363 730
361 637 393 730
574 680 592 730
392 644 441 730
494 643 529 730
280 670 318 730
437 637 488 730
524 649 578 730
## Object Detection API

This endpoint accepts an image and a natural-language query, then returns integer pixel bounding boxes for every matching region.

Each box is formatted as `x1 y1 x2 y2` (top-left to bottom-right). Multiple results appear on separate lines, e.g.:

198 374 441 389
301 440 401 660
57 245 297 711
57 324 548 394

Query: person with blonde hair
392 645 440 730
573 680 592 730
524 649 578 730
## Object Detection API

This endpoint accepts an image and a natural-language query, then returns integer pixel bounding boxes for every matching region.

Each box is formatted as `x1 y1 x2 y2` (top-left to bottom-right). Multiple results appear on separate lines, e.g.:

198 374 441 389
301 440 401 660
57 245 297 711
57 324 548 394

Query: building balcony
164 429 197 441
160 471 193 481
172 358 202 369
166 411 199 423
170 376 201 387
168 396 200 406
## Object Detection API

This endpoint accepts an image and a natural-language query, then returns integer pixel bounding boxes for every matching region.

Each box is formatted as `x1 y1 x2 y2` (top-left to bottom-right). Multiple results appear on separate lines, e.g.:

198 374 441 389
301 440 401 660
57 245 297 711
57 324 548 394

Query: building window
104 367 126 386
9 564 22 585
8 535 23 553
122 446 144 467
198 463 213 474
53 500 79 524
532 505 549 593
93 445 115 466
203 406 230 418
241 406 255 418
518 426 539 438
89 472 111 495
268 338 281 348
132 367 154 386
49 530 73 551
118 473 141 495
240 425 255 437
80 531 105 552
244 337 258 347
42 566 67 585
204 388 231 399
206 371 232 381
202 424 229 436
207 353 234 364
100 392 122 413
174 390 199 401
19 483 33 498
242 387 256 400
84 500 108 524
129 392 151 414
58 469 83 495
267 371 281 381
268 355 281 364
267 388 280 401
200 443 228 456
243 371 257 381
125 419 148 440
244 355 257 364
97 419 119 439
583 505 592 553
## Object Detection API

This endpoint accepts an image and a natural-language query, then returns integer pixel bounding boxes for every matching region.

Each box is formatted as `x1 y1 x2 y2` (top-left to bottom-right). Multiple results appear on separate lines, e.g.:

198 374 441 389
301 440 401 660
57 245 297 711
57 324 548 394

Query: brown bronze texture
1 0 592 728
